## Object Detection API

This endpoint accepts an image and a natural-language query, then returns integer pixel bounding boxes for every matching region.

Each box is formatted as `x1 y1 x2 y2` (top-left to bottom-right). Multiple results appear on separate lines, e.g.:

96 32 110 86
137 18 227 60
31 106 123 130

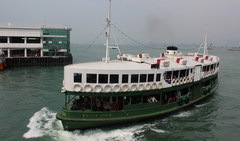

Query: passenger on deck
148 96 158 103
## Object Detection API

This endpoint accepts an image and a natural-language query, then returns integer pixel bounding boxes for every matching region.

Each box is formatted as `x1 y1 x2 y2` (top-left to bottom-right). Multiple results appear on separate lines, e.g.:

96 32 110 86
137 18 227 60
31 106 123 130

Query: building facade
0 23 71 58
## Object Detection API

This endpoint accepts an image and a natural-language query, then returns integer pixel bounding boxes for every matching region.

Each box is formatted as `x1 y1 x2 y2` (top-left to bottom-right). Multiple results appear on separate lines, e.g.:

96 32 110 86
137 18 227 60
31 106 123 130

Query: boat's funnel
166 46 178 55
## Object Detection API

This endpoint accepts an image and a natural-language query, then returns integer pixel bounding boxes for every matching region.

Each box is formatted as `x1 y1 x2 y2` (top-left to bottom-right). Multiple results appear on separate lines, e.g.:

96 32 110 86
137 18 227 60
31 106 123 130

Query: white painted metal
104 0 121 62
0 43 42 49
194 66 202 82
105 0 111 62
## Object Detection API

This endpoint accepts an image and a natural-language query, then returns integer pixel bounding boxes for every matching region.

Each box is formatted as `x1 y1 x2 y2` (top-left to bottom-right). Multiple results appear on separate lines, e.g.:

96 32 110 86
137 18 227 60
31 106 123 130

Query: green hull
57 74 218 131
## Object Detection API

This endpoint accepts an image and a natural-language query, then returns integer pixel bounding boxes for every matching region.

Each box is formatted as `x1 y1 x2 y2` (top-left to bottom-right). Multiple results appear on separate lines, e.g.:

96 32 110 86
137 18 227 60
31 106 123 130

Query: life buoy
138 84 144 91
104 85 112 92
74 84 82 92
113 84 121 92
130 84 137 91
158 82 162 89
94 85 102 92
176 79 179 85
122 84 128 92
84 85 92 92
151 83 157 89
111 102 119 111
145 83 151 90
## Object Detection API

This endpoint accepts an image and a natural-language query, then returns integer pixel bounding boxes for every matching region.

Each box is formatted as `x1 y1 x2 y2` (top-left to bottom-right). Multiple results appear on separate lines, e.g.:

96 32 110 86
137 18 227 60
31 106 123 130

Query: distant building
0 23 71 58
0 23 72 67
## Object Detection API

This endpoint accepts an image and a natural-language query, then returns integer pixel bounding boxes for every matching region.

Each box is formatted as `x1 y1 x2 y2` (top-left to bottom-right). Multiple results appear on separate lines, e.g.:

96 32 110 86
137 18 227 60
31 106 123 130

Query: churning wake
23 107 167 141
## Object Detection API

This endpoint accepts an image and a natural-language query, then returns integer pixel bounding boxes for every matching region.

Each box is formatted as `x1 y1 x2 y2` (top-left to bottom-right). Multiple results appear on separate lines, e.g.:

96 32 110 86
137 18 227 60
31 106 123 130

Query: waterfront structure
0 23 72 66
56 0 220 130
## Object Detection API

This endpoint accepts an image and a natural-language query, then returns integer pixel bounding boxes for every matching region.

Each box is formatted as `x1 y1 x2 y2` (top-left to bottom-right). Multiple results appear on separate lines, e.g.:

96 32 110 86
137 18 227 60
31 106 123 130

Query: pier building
0 23 72 66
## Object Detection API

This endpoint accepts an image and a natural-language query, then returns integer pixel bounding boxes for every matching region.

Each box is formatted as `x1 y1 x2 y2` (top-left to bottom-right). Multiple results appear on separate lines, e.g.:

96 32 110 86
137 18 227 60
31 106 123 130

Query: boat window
131 74 139 83
202 66 207 72
164 71 172 84
74 73 82 83
92 96 123 111
180 69 186 77
186 69 189 76
143 94 160 103
206 66 210 71
148 74 154 82
122 74 128 83
99 74 108 83
70 96 91 111
140 74 147 83
210 64 214 71
125 95 142 105
162 91 178 105
181 87 189 96
190 68 193 73
173 71 179 79
110 74 119 83
87 74 97 83
156 73 161 81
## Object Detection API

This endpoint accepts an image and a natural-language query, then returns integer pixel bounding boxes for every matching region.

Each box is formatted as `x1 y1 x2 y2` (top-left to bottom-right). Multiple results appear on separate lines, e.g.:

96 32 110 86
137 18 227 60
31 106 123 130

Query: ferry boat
56 0 220 131
0 49 6 70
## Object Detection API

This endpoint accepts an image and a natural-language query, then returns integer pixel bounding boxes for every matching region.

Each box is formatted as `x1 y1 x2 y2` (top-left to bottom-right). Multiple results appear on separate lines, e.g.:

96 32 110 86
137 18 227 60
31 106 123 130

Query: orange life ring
111 102 119 111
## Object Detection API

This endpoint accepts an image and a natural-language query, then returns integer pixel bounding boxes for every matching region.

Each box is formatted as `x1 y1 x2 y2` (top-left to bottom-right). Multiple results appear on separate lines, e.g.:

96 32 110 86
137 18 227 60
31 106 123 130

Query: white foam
195 103 208 108
23 107 163 141
172 111 192 118
23 107 59 138
150 128 166 133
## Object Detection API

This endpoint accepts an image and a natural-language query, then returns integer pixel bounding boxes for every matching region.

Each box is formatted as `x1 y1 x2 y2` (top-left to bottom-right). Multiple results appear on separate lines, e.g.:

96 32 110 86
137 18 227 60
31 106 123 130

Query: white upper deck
66 52 219 71
62 47 220 93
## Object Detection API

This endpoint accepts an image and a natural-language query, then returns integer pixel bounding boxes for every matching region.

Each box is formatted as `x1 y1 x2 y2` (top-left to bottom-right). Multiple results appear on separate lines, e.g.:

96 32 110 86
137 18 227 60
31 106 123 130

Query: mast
197 31 208 56
105 0 112 62
203 32 208 55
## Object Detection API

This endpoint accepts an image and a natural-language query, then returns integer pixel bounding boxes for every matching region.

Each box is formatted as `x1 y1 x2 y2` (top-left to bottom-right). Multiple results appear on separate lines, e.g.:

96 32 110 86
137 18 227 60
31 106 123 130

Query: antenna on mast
105 0 112 62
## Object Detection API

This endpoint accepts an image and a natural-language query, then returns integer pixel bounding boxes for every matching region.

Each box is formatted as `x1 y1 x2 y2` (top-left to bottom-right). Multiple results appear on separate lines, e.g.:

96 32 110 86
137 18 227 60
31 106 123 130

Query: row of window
202 63 219 72
74 73 161 84
67 87 190 111
43 29 69 36
0 36 41 43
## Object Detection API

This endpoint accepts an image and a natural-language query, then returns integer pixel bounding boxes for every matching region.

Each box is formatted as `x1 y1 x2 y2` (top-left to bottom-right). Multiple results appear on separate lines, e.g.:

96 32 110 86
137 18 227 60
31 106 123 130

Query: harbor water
1 45 240 141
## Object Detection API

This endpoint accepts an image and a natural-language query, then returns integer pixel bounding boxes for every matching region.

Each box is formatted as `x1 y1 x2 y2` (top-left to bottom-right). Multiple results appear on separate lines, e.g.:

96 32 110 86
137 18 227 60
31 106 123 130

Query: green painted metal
56 74 218 130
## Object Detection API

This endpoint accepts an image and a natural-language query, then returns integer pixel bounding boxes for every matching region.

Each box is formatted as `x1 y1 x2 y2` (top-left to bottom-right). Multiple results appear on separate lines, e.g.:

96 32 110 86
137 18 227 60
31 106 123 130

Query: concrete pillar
24 48 27 57
7 48 10 57
41 37 43 44
40 49 43 57
7 37 10 43
24 37 27 44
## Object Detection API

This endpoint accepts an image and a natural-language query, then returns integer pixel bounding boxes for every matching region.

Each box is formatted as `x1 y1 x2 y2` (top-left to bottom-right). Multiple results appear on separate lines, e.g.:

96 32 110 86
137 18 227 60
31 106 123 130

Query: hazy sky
1 0 240 47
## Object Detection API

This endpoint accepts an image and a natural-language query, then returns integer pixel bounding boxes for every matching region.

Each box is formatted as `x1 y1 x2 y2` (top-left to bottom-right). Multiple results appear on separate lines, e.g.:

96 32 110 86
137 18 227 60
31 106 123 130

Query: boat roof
66 54 218 71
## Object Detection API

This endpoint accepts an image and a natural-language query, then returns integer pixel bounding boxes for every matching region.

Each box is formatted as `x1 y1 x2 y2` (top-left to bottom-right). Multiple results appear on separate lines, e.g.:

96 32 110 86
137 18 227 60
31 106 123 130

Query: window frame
87 73 97 83
110 74 119 83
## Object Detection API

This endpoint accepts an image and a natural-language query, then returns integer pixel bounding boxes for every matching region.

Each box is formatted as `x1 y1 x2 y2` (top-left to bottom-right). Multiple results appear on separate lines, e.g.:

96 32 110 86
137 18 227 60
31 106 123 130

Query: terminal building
0 23 72 66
